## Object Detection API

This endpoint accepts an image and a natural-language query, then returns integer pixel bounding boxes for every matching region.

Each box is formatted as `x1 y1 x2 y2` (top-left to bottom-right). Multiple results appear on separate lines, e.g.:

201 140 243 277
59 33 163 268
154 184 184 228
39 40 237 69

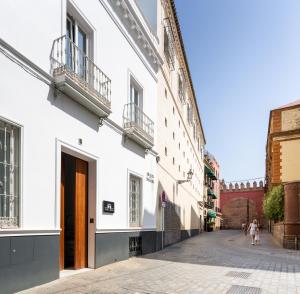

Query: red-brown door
60 153 88 270
60 156 65 270
74 158 88 269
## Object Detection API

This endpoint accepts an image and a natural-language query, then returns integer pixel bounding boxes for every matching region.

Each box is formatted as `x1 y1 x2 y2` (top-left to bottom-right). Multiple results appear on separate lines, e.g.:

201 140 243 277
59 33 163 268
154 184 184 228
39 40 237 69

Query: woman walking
248 219 257 245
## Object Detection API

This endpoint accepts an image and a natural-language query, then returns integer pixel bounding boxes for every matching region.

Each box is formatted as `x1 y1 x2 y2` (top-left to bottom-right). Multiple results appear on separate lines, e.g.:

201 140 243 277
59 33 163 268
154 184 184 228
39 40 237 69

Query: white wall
0 0 158 231
155 0 205 230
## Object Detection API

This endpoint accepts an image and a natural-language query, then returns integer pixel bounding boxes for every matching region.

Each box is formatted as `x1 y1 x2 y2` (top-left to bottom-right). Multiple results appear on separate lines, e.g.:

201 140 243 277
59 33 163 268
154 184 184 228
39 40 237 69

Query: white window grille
178 74 184 103
193 123 197 140
178 68 186 104
163 18 175 70
129 175 141 227
187 103 193 125
187 104 190 122
0 120 20 228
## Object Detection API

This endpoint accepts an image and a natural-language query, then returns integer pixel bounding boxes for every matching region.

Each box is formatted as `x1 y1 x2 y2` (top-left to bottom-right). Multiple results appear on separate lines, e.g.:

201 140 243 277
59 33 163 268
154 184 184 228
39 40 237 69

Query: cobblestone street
19 230 300 294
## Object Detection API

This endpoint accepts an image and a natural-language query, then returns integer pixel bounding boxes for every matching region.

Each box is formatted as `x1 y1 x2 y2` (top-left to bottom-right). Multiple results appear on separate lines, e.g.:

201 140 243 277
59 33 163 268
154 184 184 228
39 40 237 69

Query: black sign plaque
103 201 115 213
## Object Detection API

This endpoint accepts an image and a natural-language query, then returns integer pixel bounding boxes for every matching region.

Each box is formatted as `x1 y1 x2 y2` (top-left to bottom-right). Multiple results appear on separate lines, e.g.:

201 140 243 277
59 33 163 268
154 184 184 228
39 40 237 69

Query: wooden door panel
60 155 65 270
74 158 88 269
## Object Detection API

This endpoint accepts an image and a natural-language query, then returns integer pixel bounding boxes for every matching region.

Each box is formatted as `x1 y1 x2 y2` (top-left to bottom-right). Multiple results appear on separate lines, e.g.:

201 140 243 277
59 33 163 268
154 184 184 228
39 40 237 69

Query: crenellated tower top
220 179 264 191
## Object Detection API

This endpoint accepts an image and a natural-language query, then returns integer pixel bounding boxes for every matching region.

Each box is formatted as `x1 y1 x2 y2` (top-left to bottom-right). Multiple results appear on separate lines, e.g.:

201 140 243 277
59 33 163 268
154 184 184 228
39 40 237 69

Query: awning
208 189 217 199
205 165 217 180
207 209 217 218
211 193 218 199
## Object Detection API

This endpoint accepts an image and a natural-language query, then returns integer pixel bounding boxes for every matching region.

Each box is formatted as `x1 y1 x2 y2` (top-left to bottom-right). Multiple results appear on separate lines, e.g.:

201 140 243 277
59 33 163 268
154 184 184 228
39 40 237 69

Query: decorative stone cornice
107 0 163 73
162 0 206 144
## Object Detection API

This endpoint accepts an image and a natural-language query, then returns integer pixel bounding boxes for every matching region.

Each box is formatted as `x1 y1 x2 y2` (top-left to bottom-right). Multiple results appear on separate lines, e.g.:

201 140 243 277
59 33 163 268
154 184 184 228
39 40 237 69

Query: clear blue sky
175 0 300 182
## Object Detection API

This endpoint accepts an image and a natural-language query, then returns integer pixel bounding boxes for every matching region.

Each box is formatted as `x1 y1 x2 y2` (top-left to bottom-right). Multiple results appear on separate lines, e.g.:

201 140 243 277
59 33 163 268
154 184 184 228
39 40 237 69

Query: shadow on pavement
141 230 300 272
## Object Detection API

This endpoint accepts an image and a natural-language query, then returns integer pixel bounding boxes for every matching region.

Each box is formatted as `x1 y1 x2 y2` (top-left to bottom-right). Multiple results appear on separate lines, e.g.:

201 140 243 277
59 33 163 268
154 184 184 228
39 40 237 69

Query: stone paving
19 230 300 294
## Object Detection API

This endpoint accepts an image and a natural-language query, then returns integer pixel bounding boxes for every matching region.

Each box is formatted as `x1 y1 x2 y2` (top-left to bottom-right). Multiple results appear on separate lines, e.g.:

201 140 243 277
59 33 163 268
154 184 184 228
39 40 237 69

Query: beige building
266 100 300 249
156 0 206 246
266 100 300 187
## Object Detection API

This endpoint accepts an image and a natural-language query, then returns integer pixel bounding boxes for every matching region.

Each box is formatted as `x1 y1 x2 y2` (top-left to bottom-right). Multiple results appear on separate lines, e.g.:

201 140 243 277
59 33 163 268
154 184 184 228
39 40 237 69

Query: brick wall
272 141 282 184
271 110 282 133
220 184 265 229
272 222 284 246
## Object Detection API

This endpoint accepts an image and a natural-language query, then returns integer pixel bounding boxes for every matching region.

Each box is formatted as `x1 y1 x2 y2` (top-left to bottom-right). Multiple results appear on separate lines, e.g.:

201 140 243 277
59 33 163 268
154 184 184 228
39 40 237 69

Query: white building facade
155 0 206 246
0 0 162 292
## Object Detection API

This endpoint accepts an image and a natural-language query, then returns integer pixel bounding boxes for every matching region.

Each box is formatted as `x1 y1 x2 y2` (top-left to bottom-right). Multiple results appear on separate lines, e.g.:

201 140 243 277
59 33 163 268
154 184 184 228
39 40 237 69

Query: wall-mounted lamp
99 118 105 127
178 169 193 184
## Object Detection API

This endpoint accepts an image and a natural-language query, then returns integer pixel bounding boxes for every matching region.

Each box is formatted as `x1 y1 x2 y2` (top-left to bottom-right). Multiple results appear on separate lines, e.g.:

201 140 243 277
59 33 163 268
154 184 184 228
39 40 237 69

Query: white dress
249 223 257 236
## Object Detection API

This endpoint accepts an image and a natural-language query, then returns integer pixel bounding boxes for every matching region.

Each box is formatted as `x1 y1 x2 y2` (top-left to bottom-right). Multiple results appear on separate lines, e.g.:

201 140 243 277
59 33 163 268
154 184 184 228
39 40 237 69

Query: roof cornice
107 0 163 73
167 0 206 144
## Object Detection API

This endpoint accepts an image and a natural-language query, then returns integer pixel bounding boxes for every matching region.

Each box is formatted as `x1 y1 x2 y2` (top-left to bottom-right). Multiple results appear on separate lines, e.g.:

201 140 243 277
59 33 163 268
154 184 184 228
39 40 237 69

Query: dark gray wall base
181 229 199 241
164 229 181 246
0 235 59 294
92 228 201 270
156 229 200 249
95 230 157 268
156 231 163 251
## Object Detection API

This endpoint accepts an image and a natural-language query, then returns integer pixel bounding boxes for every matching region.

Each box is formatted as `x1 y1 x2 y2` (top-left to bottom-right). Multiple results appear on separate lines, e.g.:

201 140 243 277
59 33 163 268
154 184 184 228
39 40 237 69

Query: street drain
225 271 252 279
226 285 262 294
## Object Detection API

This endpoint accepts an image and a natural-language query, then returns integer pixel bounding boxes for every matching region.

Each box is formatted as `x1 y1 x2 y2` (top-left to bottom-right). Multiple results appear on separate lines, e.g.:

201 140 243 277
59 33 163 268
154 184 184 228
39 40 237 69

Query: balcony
123 103 154 149
50 35 111 117
204 201 214 209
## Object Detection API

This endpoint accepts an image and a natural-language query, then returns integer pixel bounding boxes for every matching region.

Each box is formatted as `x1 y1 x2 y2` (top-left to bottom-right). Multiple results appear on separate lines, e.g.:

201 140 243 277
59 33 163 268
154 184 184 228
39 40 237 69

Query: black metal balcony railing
205 201 214 209
50 35 111 107
123 103 154 143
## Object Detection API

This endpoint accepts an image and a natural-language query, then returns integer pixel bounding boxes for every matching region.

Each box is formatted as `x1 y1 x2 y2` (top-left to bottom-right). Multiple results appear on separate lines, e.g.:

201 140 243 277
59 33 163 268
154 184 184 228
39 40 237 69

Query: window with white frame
130 76 143 108
126 75 144 129
0 119 20 228
129 175 142 227
65 0 95 82
66 14 89 79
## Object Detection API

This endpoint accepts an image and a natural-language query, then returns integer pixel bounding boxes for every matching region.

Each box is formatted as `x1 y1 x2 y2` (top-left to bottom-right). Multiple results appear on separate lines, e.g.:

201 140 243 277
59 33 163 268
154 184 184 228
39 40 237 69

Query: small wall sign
146 172 154 183
103 201 115 213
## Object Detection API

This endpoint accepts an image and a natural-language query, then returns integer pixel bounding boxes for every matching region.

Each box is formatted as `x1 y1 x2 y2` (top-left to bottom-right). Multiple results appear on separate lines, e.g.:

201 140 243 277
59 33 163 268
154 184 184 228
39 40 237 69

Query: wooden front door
60 153 88 270
74 158 88 269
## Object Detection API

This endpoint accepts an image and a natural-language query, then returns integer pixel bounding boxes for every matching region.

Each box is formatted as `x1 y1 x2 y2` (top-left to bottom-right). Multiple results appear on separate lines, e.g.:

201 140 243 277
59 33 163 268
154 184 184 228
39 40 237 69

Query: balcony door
66 15 87 79
130 78 143 127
